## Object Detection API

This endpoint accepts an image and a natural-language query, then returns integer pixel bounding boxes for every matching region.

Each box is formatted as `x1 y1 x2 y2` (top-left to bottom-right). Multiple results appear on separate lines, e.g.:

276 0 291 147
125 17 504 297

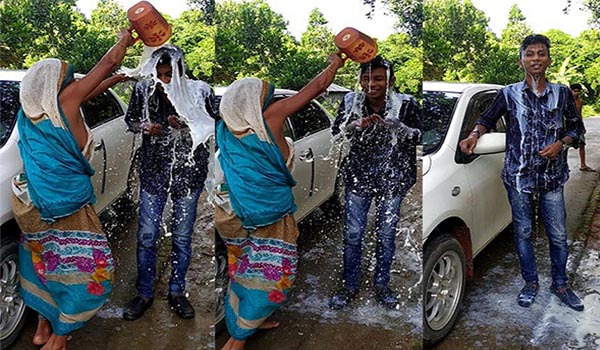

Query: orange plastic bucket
334 27 378 63
127 1 172 47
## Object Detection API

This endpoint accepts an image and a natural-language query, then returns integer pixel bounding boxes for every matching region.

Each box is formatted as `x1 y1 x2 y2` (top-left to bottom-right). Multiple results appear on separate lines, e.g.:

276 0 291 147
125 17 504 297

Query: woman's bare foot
33 318 51 346
221 336 246 350
258 321 280 330
40 334 68 350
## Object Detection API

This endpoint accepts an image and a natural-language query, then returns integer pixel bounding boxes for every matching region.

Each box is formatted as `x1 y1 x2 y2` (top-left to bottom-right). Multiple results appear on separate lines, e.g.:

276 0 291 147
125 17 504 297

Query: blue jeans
136 188 201 298
505 185 569 288
342 190 405 291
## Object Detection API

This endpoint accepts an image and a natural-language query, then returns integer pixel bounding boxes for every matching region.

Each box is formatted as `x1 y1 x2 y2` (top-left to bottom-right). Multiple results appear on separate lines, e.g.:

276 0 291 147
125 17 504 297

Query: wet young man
122 45 215 320
329 55 422 309
460 35 585 311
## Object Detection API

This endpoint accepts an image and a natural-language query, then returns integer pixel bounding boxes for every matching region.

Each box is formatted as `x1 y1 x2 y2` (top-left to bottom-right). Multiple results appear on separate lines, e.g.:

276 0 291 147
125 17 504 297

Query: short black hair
360 55 394 77
519 34 551 59
570 83 582 90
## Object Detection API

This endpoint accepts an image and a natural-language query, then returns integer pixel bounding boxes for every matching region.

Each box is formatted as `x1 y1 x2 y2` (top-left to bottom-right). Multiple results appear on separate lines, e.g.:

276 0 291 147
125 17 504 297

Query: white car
0 70 140 346
213 87 345 331
422 81 512 345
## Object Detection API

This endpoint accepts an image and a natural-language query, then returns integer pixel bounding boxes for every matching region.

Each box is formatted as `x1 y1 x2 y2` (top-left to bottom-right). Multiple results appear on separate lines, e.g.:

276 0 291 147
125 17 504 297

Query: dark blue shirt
477 81 584 193
332 91 422 198
125 80 216 198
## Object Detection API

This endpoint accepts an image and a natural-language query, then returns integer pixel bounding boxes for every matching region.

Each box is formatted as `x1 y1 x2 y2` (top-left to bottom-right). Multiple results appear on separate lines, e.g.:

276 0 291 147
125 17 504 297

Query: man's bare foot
40 334 68 350
258 321 280 330
221 337 246 350
33 318 51 346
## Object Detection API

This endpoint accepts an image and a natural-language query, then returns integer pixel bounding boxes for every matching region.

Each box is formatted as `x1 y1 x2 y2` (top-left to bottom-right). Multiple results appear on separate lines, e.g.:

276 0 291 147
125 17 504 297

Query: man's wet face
520 43 550 76
156 64 173 85
360 67 392 100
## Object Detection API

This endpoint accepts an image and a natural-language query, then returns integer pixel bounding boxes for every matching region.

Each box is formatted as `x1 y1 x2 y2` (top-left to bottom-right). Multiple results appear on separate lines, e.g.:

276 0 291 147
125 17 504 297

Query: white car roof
0 70 27 81
1 69 86 82
424 81 503 94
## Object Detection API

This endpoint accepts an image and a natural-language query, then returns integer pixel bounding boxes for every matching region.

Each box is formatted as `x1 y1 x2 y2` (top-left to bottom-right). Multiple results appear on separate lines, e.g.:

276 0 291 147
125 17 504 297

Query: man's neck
525 73 547 95
366 96 386 112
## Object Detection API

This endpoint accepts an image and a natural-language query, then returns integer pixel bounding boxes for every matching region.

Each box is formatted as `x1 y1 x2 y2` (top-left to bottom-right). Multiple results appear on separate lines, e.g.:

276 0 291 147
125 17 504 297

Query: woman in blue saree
11 29 134 350
215 53 344 350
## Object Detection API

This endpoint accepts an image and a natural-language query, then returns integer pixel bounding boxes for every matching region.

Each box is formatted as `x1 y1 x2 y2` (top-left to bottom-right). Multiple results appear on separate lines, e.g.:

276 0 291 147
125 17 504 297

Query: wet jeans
505 185 569 288
136 188 201 299
342 190 405 291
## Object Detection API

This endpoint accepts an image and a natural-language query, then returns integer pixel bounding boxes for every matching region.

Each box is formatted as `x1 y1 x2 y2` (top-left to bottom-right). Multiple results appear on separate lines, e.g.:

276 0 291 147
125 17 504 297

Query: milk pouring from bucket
334 27 378 63
127 1 172 47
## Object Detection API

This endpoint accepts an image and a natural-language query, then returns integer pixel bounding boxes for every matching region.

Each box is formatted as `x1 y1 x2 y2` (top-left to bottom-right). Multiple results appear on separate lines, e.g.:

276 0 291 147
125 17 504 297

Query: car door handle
94 142 103 151
299 148 314 162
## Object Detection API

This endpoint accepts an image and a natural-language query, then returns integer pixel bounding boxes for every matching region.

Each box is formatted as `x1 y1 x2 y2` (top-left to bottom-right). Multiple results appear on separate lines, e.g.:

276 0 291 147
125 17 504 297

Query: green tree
423 0 491 81
0 0 86 69
215 0 296 85
378 33 422 95
363 0 422 45
500 5 533 49
171 10 215 83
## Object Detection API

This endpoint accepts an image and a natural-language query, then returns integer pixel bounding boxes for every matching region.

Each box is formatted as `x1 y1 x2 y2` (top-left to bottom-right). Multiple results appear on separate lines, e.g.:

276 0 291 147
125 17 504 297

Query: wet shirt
125 80 216 198
476 81 584 193
332 91 422 198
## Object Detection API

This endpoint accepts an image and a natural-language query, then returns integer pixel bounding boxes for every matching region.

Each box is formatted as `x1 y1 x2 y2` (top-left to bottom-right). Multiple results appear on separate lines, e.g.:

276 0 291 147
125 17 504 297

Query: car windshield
422 90 460 155
0 80 21 149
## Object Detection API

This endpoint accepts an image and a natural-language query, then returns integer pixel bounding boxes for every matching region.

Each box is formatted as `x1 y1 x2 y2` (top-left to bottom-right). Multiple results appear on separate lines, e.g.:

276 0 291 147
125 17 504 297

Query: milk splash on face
119 44 214 151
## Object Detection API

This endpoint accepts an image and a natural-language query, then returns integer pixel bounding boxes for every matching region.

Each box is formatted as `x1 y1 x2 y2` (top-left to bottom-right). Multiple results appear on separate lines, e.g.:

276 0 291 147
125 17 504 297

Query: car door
81 90 135 213
287 100 335 220
457 90 512 255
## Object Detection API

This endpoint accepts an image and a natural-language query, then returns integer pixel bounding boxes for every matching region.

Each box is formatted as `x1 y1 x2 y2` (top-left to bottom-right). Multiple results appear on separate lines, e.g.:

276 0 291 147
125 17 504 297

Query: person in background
570 83 594 172
122 45 215 321
11 29 134 350
328 55 422 310
460 34 585 312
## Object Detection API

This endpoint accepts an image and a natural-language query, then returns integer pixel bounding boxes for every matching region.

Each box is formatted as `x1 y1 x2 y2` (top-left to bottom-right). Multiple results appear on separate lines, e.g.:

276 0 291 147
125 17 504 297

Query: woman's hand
118 29 135 47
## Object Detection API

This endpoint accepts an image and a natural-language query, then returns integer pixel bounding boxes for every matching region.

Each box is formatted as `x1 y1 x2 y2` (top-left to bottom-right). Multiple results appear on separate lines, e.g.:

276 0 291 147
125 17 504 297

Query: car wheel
1 236 28 347
214 231 228 334
423 233 466 346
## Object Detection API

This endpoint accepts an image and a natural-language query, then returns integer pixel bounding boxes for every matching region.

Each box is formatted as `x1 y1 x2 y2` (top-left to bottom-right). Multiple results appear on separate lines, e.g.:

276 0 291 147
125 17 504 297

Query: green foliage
423 0 490 81
363 0 423 45
214 0 295 85
171 10 215 83
378 33 422 95
500 5 533 49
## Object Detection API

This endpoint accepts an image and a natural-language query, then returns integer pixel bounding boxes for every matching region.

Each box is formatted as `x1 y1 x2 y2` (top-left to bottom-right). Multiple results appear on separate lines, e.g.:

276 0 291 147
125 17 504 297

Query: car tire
423 233 466 346
1 234 29 347
214 231 228 334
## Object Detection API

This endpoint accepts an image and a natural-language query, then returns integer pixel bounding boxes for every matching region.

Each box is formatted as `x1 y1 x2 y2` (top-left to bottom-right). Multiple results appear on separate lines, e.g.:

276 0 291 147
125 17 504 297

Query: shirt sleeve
331 96 347 136
477 89 507 131
125 82 145 133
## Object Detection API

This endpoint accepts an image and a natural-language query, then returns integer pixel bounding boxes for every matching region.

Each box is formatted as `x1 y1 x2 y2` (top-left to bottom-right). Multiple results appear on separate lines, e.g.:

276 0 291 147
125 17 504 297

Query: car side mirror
473 133 505 155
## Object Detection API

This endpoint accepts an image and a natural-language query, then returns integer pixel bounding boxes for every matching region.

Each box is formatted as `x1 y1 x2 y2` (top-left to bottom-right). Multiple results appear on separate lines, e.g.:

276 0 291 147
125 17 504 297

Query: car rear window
0 80 21 148
423 90 460 155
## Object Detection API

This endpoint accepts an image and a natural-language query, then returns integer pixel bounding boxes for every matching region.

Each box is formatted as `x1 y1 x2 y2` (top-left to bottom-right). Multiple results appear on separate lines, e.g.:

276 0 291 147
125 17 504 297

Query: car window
460 90 500 140
423 90 460 156
0 80 21 148
288 102 331 141
81 90 124 129
456 90 502 164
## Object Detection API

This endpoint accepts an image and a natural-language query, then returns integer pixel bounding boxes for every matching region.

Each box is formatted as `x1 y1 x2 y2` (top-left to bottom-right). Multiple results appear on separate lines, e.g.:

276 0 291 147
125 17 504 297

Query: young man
329 55 422 310
570 83 594 172
123 45 215 320
460 35 585 311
